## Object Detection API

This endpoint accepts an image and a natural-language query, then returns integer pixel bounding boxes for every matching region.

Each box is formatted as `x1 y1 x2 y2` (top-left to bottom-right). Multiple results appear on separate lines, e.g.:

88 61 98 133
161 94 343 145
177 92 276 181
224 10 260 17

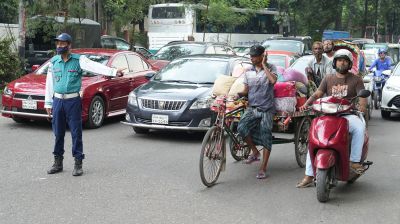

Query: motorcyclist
296 49 368 188
368 48 392 72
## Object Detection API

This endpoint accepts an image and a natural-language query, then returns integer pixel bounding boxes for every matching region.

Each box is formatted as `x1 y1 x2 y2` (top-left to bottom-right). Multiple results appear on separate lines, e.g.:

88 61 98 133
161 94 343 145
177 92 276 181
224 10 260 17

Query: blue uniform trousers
52 96 84 160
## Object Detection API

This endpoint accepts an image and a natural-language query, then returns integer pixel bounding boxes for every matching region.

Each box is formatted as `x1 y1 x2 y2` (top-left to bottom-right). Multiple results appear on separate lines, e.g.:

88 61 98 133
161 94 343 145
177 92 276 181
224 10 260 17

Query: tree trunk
362 0 368 37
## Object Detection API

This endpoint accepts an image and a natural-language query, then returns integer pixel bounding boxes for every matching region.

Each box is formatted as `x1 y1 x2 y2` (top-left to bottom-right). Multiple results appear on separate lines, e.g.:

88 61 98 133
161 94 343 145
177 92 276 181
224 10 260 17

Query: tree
0 0 18 24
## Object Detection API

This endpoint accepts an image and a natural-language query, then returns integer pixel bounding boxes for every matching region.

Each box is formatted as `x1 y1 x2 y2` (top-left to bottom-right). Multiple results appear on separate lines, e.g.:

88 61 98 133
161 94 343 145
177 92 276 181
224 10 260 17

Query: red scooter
308 90 373 202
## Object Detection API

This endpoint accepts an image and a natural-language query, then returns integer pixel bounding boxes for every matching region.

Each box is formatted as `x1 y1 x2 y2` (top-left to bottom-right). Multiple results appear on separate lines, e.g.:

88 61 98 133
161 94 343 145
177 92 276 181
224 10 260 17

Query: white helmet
333 49 353 69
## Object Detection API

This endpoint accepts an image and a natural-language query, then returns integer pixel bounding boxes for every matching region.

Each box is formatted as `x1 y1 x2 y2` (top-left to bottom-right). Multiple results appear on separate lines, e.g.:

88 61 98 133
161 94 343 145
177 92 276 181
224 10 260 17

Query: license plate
22 99 37 110
152 114 168 124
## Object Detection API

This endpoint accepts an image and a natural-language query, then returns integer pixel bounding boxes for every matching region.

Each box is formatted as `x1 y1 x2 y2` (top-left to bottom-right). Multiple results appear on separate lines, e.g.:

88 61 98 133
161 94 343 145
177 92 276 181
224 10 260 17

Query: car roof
174 54 246 61
71 48 131 56
270 36 312 41
165 41 229 46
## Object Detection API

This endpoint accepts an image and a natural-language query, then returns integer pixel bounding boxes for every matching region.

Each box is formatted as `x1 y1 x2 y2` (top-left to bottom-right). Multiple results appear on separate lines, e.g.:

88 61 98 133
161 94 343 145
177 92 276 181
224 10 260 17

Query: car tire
85 96 105 129
381 110 391 119
133 127 149 134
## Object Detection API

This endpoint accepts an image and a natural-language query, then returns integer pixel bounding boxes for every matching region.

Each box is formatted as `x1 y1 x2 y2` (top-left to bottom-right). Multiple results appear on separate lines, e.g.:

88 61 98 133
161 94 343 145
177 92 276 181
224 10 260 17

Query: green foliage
0 38 23 88
0 0 18 24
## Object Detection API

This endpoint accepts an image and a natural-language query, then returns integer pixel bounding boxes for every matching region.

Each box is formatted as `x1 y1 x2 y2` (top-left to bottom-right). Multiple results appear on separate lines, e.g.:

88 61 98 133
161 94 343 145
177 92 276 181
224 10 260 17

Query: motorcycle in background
371 69 391 109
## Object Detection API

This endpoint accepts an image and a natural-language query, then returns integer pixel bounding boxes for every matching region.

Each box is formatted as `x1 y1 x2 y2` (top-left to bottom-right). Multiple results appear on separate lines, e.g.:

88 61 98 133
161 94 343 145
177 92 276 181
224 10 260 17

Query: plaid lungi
237 107 274 150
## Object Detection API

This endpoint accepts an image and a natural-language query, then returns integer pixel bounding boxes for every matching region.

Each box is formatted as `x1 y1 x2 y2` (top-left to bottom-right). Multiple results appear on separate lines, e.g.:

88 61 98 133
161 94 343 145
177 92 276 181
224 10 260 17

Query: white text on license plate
152 114 168 124
22 100 37 110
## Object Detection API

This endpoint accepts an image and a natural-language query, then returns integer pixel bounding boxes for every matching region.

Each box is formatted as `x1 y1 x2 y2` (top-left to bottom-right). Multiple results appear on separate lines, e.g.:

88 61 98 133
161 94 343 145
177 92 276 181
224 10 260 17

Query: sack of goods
274 81 297 113
212 75 237 96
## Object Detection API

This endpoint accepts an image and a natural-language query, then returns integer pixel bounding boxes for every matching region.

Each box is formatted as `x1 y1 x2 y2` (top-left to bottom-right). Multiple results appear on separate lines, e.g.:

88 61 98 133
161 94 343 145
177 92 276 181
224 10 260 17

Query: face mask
56 46 69 54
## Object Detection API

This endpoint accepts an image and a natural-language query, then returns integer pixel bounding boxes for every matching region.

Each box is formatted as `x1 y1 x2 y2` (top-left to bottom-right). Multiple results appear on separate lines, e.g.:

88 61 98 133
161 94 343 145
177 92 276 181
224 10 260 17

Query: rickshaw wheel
294 117 311 168
199 126 225 187
229 121 250 161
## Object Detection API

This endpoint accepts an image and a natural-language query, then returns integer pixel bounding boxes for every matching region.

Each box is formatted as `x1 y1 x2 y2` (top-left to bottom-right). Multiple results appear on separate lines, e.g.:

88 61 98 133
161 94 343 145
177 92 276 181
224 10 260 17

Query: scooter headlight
373 76 382 82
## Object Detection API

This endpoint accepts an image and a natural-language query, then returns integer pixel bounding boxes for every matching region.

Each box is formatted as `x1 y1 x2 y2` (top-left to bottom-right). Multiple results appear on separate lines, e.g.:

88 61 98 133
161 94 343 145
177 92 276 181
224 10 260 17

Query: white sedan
381 63 400 119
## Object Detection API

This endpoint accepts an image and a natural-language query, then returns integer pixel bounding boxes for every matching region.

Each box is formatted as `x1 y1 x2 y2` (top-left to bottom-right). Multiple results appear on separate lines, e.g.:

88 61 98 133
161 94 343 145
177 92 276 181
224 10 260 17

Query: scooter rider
296 49 368 188
368 48 392 72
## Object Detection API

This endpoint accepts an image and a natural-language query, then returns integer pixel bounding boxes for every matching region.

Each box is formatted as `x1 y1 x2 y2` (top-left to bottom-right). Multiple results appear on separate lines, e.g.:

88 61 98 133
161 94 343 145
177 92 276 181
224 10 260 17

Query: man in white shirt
306 41 334 86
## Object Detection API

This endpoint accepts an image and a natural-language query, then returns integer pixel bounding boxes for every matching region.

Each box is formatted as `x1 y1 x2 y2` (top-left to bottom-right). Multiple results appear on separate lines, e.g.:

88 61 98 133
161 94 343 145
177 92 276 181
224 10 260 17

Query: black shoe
47 156 63 174
72 159 83 176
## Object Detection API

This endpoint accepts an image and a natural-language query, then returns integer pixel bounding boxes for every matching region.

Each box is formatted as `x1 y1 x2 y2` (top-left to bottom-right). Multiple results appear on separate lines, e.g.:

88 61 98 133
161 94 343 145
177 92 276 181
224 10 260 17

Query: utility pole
18 0 26 60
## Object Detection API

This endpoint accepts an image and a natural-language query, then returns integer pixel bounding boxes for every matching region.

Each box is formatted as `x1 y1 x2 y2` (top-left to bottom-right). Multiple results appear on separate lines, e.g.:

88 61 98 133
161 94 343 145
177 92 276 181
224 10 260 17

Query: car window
115 39 130 50
135 47 152 58
111 55 129 72
126 54 145 72
101 38 115 49
154 58 229 83
205 46 216 54
152 44 205 61
268 55 287 68
214 46 226 54
263 40 304 54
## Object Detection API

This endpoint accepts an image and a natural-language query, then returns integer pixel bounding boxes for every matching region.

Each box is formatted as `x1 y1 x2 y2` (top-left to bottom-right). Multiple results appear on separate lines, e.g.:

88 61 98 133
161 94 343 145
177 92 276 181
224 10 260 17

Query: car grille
389 95 400 107
140 98 186 111
135 117 190 126
14 93 45 101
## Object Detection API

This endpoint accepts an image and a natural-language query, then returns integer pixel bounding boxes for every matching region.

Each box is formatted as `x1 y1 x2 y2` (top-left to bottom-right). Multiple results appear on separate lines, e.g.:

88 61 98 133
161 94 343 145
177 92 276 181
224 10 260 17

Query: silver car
381 64 400 119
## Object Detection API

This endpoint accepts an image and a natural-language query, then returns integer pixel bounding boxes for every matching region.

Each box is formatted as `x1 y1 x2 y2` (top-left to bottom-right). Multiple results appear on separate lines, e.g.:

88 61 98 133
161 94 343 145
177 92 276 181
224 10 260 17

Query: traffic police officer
44 33 122 176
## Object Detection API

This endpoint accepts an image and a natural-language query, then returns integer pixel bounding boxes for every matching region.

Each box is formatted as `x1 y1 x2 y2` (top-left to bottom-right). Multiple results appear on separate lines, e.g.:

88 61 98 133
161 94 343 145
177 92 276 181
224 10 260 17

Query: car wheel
133 127 149 134
381 110 391 119
85 96 105 129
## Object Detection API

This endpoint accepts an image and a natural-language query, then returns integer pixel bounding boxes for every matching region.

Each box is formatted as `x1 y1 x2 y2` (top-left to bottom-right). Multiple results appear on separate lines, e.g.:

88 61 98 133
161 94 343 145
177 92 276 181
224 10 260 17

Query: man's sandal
296 177 314 188
244 154 260 164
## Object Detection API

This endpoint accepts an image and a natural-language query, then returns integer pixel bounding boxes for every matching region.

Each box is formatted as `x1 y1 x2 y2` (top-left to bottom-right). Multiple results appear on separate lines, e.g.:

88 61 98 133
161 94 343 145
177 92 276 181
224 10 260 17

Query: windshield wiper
161 80 197 84
196 81 214 84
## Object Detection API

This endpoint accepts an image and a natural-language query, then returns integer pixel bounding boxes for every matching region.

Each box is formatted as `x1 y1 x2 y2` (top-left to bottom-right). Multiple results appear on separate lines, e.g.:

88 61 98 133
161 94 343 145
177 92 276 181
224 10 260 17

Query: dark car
263 36 313 56
121 54 251 133
1 49 157 128
100 35 154 59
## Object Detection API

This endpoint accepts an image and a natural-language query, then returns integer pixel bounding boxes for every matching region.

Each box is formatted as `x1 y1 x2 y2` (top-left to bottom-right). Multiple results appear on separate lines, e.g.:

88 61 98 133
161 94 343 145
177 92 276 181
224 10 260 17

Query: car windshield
35 54 110 76
393 65 400 76
154 58 229 83
363 44 387 50
268 55 287 68
233 47 250 54
263 40 304 54
151 44 205 61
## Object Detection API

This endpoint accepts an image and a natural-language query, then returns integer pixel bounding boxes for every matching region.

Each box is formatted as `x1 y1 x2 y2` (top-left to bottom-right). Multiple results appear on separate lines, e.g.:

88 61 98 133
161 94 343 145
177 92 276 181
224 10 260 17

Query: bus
147 3 289 53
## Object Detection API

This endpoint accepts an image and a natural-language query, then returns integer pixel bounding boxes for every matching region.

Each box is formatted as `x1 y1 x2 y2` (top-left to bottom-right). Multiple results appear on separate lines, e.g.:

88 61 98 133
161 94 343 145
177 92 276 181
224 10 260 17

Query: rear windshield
152 44 205 61
151 7 185 19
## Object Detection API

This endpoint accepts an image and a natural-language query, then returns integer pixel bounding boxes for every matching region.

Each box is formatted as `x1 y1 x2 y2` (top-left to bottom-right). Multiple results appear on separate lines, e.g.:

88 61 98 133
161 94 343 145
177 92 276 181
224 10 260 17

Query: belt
54 92 79 99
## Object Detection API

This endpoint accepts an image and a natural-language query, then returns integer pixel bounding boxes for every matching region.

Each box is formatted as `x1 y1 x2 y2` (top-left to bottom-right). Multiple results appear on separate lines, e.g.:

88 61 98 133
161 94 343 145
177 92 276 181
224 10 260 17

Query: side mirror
304 50 313 55
145 72 156 80
357 89 371 98
382 70 391 76
31 65 40 72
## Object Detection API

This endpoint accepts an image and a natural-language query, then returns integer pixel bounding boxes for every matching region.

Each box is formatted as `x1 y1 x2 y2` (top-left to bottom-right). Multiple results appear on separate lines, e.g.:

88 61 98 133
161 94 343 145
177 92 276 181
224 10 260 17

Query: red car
267 50 300 68
1 48 156 128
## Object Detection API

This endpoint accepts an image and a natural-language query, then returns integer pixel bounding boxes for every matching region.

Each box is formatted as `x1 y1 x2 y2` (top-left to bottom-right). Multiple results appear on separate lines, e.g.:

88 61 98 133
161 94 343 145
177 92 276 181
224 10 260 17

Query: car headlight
385 85 400 92
3 86 12 96
128 92 138 106
190 96 213 109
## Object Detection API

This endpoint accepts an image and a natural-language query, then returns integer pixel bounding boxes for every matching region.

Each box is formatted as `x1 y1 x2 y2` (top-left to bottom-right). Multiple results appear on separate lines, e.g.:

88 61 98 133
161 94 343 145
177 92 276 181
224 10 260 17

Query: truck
322 30 351 40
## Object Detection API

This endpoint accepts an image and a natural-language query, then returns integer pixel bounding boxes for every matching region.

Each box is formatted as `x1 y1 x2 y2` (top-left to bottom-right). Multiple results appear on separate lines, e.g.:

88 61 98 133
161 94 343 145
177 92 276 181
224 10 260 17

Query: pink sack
282 68 308 85
274 81 297 98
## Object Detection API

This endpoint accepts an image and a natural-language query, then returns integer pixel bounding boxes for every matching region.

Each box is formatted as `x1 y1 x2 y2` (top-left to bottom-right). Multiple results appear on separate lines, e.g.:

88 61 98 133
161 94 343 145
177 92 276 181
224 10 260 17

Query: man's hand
116 68 125 77
305 67 313 74
299 103 310 112
45 108 52 121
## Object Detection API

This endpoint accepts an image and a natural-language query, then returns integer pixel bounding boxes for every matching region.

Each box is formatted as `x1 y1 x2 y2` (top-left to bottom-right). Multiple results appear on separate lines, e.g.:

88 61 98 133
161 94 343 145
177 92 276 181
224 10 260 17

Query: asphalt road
0 110 399 224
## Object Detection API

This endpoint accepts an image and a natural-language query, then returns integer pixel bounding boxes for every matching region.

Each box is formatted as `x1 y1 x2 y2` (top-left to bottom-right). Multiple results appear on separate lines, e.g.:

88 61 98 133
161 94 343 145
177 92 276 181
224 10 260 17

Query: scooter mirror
357 89 371 98
382 70 391 76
